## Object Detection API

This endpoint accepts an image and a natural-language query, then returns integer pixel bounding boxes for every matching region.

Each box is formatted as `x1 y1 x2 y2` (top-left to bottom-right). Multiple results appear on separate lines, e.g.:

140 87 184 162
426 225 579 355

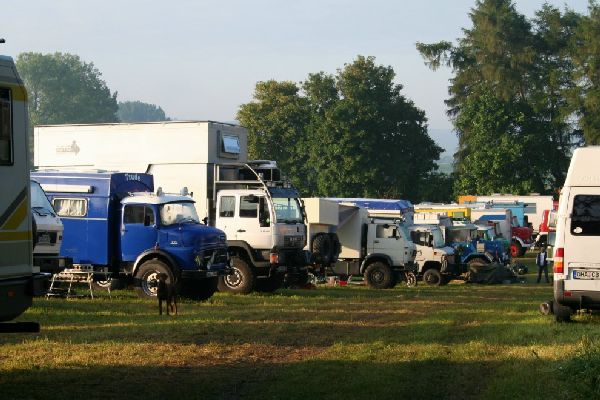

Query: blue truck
31 171 230 300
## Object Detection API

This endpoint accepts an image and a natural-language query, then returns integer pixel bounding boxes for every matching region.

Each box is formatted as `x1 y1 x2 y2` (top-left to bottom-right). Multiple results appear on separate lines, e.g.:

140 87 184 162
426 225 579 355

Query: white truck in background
304 198 417 288
0 51 48 332
34 121 308 294
30 179 71 274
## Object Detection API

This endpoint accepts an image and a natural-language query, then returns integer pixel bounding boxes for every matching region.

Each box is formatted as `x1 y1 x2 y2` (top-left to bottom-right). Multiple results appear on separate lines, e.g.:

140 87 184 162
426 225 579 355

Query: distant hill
428 128 457 174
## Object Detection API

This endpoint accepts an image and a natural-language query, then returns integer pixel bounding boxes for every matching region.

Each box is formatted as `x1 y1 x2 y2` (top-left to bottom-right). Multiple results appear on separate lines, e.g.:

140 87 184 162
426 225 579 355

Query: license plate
572 270 600 280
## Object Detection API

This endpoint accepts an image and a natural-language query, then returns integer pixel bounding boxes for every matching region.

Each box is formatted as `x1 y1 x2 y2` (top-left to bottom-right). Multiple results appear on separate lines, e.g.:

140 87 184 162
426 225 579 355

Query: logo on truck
56 141 80 155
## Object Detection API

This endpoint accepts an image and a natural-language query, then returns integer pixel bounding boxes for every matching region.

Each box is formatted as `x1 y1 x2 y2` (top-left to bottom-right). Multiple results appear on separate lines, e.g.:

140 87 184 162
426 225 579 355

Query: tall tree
417 0 581 195
117 100 170 122
16 52 118 127
238 56 442 200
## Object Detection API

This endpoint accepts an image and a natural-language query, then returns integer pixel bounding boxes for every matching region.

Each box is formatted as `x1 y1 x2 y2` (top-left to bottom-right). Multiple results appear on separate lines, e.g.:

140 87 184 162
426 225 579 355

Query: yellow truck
0 48 48 332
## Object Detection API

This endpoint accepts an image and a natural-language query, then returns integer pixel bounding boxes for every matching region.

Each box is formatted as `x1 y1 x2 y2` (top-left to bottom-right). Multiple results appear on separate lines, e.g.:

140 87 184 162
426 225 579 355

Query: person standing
536 247 549 283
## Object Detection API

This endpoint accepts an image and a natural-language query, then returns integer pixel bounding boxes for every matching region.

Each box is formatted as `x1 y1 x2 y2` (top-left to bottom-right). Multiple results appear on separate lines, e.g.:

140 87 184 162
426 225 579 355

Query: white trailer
34 121 308 294
0 53 47 330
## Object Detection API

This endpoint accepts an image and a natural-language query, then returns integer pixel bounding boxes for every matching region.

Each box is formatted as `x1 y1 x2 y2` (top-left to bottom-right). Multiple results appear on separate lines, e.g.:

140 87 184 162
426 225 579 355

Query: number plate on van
572 270 600 280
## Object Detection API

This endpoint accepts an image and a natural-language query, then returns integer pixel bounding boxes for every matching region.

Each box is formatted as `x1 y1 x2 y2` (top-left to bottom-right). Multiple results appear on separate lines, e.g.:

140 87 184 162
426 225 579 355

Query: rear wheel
179 277 218 301
510 241 522 258
554 300 572 322
217 257 255 294
134 259 174 299
364 262 394 289
422 268 443 286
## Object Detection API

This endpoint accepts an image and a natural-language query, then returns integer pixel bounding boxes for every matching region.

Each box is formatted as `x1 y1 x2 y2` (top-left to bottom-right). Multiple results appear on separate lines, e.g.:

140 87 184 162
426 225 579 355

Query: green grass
1 257 598 400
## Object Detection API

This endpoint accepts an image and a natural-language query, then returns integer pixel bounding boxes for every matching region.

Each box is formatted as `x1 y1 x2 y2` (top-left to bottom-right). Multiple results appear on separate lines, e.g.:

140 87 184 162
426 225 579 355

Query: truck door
121 204 158 262
563 190 600 292
369 224 409 266
234 195 272 250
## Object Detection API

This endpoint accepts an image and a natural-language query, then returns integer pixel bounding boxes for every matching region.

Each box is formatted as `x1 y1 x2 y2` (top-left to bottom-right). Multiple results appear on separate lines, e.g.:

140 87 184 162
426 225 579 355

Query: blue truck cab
31 171 229 300
443 224 496 267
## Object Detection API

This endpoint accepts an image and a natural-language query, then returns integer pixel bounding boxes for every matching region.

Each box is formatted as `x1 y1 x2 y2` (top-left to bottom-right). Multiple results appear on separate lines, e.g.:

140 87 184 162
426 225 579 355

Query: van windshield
160 202 200 225
272 197 303 223
30 181 56 216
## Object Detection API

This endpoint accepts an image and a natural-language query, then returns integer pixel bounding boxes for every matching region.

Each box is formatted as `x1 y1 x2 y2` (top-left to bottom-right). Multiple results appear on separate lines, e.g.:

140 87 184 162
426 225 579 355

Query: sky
2 0 592 139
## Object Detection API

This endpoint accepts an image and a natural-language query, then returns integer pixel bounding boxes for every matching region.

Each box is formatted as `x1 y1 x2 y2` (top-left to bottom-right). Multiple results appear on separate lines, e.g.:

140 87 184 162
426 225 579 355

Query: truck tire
553 300 572 323
179 277 218 301
217 257 255 294
312 233 332 264
422 268 443 286
364 261 394 289
510 241 522 258
255 275 283 293
92 276 126 291
134 259 174 299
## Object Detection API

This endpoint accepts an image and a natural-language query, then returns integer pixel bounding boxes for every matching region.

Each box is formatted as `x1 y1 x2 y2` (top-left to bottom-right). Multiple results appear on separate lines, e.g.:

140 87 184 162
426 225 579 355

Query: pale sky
2 0 591 131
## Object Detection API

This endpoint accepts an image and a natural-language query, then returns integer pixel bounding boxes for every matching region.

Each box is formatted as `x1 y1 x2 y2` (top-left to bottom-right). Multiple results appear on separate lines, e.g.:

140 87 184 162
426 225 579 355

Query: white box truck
553 147 600 321
34 121 308 294
0 53 48 332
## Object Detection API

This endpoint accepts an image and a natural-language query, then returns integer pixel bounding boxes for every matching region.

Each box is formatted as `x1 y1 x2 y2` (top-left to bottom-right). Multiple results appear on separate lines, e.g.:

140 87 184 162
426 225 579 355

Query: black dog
157 273 177 315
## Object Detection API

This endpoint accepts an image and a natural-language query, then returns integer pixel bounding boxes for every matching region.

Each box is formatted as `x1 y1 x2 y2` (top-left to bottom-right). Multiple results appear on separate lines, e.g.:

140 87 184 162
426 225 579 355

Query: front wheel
364 262 394 289
422 268 443 286
134 259 174 299
217 257 255 294
510 241 523 258
179 277 218 301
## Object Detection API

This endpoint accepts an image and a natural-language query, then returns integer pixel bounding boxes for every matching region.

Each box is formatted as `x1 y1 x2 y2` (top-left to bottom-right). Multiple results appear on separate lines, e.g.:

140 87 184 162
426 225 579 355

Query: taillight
554 247 564 273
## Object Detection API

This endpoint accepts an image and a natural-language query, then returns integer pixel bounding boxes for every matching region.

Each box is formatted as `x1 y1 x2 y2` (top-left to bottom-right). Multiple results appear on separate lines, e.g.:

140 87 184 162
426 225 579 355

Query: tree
16 53 118 127
417 0 581 195
238 56 442 200
117 100 170 122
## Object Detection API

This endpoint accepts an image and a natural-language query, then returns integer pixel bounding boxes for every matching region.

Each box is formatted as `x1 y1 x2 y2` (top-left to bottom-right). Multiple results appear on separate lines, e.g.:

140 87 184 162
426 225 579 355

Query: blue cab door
121 204 158 262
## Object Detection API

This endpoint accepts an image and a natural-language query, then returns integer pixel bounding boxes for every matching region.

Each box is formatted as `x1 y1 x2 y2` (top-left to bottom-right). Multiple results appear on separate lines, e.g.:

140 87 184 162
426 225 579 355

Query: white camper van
0 53 47 330
553 147 600 321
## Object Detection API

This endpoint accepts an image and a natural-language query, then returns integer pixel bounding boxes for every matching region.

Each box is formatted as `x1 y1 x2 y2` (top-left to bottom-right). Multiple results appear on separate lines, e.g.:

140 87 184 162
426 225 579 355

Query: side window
124 205 154 225
239 196 258 218
53 198 88 217
376 225 396 239
0 88 12 165
219 196 235 218
571 195 600 236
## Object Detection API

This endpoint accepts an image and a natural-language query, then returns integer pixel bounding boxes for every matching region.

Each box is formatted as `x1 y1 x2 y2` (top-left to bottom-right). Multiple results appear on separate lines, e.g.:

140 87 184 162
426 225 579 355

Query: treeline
418 0 600 196
16 52 169 127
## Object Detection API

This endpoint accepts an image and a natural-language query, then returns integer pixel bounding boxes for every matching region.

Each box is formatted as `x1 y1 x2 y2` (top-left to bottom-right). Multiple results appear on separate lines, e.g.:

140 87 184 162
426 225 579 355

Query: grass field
2 256 600 400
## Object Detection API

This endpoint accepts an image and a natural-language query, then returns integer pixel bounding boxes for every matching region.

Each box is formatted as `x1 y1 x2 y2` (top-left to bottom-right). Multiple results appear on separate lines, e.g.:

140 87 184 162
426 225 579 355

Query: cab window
0 88 12 165
376 225 397 239
239 196 258 218
219 196 235 218
124 204 155 226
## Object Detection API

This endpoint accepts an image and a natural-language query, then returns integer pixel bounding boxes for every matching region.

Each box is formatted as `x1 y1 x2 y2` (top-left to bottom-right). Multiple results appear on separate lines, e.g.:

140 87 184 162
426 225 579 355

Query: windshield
272 197 303 223
447 228 475 243
30 181 56 215
160 202 200 226
432 228 445 248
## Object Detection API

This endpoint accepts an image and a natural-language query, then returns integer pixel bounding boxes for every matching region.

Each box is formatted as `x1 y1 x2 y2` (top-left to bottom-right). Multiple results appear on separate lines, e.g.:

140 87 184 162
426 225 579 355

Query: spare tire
312 233 332 264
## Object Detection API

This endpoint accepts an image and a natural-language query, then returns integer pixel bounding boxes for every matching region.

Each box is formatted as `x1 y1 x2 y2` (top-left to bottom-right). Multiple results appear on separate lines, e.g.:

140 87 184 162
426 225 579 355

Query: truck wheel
255 275 283 293
510 241 522 258
134 259 174 299
92 276 125 291
364 262 394 289
179 277 218 301
217 257 255 294
312 233 332 264
553 300 572 322
422 268 443 286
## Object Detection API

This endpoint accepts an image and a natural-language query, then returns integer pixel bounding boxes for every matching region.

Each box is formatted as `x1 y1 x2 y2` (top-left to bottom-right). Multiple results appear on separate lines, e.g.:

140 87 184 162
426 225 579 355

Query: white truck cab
409 225 455 286
553 147 600 321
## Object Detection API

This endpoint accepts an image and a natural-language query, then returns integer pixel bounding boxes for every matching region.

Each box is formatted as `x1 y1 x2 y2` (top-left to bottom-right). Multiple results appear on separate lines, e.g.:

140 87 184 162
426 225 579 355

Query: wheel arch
132 249 180 278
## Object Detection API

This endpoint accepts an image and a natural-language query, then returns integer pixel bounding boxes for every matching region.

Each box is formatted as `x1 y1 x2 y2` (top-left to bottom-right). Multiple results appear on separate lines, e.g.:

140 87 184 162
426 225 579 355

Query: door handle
237 229 246 233
373 240 379 243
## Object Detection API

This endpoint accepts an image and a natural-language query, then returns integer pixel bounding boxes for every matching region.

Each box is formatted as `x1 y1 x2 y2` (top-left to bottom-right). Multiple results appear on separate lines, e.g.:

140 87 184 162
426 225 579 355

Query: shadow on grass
0 357 569 400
